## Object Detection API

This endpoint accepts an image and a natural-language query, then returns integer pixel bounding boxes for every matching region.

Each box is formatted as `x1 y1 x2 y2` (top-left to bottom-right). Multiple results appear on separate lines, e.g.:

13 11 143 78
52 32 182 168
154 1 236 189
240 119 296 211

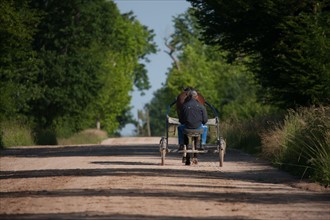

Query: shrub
57 129 108 145
222 114 283 154
34 128 58 145
0 120 35 148
261 106 330 186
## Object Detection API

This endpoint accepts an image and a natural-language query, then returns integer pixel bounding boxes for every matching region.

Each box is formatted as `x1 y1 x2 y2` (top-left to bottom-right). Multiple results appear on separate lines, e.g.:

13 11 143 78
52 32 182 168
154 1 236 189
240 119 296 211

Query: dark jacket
179 98 208 128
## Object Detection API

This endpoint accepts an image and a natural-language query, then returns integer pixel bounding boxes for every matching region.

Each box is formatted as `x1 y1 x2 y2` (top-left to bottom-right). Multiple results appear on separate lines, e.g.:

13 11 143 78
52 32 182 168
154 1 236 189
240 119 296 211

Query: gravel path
0 137 329 219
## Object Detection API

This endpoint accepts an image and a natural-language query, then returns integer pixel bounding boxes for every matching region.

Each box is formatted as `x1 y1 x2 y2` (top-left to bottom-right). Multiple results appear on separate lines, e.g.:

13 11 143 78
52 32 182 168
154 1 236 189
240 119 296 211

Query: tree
29 0 156 133
146 87 173 136
0 0 41 121
147 10 273 135
1 0 157 138
188 0 330 108
86 10 157 134
137 107 151 136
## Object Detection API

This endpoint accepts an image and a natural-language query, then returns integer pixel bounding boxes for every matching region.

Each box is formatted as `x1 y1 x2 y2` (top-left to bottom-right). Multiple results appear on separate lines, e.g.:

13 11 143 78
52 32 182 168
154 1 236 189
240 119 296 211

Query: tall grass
0 120 35 148
261 106 330 186
57 129 108 145
0 120 108 147
221 106 329 186
221 114 283 154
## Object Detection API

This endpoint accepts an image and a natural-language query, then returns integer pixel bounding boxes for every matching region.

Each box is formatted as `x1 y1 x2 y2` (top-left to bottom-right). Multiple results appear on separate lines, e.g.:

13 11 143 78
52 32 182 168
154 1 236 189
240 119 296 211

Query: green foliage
57 129 108 145
90 11 156 134
28 0 115 128
0 0 42 120
222 114 284 154
222 106 330 185
147 10 274 136
147 87 174 136
1 0 156 139
0 120 35 148
53 116 82 139
259 9 330 107
34 128 57 145
261 106 330 186
171 11 273 120
83 50 131 135
189 0 330 108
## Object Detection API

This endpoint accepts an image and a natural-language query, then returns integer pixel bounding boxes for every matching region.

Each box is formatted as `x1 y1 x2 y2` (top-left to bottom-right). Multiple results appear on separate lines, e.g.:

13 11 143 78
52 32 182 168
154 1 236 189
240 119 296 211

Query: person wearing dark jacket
178 90 208 150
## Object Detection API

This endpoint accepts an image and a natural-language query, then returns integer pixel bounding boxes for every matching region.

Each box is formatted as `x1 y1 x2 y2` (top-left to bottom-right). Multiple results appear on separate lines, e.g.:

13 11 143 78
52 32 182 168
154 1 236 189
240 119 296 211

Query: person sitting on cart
178 90 208 150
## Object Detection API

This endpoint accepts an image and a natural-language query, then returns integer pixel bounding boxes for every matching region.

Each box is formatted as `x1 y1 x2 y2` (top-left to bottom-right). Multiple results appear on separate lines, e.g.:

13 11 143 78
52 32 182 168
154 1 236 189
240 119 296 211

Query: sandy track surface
0 137 329 219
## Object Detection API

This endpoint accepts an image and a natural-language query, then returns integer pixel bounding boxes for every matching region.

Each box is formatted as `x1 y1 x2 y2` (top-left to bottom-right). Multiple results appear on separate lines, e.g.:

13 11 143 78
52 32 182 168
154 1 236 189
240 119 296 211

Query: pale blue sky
114 0 190 135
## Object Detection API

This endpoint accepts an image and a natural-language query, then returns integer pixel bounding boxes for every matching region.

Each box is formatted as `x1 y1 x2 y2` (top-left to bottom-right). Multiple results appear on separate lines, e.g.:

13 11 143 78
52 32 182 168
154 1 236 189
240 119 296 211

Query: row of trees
145 0 329 136
0 0 156 137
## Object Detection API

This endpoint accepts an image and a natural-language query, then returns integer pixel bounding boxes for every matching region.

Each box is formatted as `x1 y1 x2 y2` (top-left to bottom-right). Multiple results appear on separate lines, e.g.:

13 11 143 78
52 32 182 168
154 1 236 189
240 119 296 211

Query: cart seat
183 128 204 137
167 116 180 125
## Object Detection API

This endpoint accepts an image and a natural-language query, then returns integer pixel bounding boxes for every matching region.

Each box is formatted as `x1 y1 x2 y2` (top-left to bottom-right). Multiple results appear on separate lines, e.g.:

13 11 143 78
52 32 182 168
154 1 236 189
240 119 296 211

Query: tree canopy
0 0 41 121
188 0 330 108
0 0 156 136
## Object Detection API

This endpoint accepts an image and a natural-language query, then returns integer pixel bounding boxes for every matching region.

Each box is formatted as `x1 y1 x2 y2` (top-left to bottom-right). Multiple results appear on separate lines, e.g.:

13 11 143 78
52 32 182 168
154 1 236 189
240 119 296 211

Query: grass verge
222 106 330 186
0 120 35 148
57 129 108 145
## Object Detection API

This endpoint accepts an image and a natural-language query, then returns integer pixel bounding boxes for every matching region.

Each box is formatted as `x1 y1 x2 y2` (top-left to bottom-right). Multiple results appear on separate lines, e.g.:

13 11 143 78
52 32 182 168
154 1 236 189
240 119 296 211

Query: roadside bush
57 129 108 145
261 106 330 186
215 106 330 186
221 120 260 154
221 114 283 154
0 120 35 148
34 128 58 145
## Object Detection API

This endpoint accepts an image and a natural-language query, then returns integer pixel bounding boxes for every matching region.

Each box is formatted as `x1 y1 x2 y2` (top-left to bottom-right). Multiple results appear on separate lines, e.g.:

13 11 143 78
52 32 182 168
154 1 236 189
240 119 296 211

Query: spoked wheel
219 148 224 167
185 153 191 165
182 156 186 163
218 138 226 167
159 137 167 166
161 149 166 166
191 138 198 165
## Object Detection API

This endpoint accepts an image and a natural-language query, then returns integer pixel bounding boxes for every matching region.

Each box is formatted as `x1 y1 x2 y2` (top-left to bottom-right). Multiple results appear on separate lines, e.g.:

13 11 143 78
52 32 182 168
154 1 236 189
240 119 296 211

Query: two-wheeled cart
159 100 226 166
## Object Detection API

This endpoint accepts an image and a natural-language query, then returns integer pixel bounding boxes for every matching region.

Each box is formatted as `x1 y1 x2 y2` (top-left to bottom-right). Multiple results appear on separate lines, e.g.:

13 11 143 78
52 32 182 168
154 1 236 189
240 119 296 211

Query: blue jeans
178 124 208 145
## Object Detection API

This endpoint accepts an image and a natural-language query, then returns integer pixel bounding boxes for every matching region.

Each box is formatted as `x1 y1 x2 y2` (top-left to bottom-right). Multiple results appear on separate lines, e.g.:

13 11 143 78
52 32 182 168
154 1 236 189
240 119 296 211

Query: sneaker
178 145 184 151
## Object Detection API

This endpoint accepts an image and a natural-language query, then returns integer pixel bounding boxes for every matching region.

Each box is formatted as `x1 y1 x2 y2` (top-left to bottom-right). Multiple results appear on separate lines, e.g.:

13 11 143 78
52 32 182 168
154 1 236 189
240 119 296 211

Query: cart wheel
219 138 226 167
185 154 191 165
219 148 224 167
159 137 167 166
161 148 166 165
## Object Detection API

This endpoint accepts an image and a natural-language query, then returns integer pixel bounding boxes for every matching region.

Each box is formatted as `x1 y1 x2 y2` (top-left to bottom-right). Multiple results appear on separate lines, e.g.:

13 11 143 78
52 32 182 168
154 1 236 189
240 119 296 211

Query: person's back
180 96 208 129
178 90 208 150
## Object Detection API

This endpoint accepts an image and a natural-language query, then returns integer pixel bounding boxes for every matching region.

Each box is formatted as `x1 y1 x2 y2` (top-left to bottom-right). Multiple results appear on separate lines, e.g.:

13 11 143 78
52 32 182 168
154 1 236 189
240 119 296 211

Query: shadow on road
0 145 306 185
1 181 329 204
1 144 330 220
0 145 159 157
0 213 254 220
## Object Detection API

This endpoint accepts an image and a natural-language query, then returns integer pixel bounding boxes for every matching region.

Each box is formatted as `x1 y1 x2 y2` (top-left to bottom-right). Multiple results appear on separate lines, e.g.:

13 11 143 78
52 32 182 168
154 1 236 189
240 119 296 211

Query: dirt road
0 137 329 219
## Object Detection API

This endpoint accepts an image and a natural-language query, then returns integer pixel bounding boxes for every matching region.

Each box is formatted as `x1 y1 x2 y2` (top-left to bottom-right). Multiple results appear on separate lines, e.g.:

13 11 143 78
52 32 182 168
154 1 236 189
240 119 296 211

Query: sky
113 0 191 136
